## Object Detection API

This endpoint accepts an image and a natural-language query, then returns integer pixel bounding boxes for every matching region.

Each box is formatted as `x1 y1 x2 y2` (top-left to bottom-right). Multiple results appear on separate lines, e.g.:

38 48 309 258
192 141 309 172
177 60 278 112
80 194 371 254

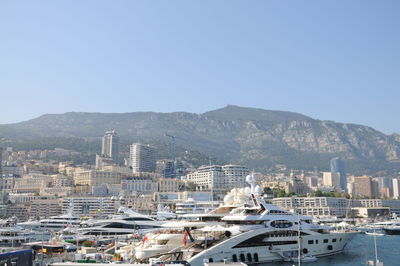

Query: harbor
0 177 398 266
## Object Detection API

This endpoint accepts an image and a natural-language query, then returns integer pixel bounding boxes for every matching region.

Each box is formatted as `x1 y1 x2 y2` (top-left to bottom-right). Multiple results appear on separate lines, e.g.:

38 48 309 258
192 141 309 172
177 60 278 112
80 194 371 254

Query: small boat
382 225 400 235
291 255 318 263
365 231 385 236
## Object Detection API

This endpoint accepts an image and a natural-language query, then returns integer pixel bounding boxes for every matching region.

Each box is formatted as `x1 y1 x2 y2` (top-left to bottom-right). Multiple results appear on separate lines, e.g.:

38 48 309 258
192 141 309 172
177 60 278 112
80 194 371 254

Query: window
232 255 237 262
270 220 293 228
323 239 328 243
315 240 318 244
253 253 259 262
308 240 314 244
332 239 337 242
240 254 245 262
246 253 252 262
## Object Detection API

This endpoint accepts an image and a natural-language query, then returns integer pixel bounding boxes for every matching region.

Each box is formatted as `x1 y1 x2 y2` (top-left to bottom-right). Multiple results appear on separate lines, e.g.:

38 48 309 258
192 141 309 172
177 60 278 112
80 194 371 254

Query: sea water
272 233 400 266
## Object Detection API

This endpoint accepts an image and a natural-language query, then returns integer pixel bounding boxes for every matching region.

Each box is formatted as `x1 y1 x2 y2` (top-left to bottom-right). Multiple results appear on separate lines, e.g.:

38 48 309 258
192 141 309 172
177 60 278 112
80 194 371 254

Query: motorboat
78 207 163 236
382 224 400 235
38 213 81 231
365 231 385 236
134 229 186 260
158 174 359 266
132 188 254 261
154 205 177 221
27 202 82 231
0 219 32 247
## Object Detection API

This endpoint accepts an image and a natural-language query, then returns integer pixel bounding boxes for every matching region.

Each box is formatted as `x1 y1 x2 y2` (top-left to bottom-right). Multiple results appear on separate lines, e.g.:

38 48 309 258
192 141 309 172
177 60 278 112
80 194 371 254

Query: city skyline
1 1 400 134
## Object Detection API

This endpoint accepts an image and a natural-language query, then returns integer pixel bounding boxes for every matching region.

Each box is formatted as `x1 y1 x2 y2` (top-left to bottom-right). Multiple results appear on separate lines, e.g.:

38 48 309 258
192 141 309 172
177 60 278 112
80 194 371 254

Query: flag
141 235 148 247
183 231 189 247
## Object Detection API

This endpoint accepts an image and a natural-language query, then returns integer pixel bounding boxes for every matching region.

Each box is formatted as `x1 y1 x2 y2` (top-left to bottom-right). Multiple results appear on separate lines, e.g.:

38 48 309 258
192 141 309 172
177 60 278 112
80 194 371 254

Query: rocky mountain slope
1 105 399 173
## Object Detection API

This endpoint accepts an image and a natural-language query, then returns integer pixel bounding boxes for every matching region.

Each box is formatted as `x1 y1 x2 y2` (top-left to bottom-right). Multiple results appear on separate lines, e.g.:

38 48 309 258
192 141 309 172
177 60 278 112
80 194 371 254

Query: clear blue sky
0 1 399 134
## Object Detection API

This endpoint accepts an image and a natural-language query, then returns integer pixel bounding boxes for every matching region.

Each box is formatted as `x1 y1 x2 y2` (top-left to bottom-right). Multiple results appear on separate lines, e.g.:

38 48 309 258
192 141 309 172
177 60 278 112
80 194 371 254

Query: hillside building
101 130 119 163
129 143 156 173
183 164 249 191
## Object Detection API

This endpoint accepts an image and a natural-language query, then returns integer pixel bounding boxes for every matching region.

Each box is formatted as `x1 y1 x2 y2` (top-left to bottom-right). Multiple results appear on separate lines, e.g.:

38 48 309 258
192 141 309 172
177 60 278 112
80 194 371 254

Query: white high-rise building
393 178 400 199
184 164 249 191
129 143 156 173
101 130 119 163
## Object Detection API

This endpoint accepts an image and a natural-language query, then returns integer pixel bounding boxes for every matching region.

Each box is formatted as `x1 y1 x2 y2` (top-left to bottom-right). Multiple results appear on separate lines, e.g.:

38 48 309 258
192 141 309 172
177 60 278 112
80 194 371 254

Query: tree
314 190 323 197
184 181 197 191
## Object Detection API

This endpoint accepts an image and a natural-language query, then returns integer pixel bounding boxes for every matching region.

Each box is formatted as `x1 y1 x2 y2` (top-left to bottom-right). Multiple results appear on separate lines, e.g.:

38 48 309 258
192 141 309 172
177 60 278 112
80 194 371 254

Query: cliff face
1 105 399 171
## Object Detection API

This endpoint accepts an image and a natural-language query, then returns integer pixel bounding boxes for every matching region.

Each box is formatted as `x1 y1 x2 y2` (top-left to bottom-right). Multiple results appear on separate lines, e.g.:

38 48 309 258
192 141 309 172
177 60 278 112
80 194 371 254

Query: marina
5 177 399 265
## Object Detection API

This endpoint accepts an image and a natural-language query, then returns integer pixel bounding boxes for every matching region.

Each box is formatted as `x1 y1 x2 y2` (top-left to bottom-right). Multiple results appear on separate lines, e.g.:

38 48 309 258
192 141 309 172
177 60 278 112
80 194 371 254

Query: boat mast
373 214 380 265
298 212 301 266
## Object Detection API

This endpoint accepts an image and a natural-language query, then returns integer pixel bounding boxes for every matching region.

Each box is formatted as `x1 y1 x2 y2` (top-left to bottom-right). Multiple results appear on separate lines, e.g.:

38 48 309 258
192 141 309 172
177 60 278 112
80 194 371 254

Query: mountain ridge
1 105 399 173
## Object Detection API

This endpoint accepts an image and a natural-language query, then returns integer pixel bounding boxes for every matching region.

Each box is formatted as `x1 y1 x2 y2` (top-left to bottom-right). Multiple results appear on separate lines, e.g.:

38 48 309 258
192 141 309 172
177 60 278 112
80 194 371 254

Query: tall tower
129 143 156 173
330 157 346 191
101 130 119 163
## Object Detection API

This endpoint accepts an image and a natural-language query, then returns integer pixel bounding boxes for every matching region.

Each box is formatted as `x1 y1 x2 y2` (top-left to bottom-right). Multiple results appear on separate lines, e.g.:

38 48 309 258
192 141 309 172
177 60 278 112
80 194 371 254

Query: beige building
157 178 183 192
40 186 72 196
13 175 51 194
52 175 74 187
322 172 340 190
353 176 379 198
73 170 123 186
9 193 37 204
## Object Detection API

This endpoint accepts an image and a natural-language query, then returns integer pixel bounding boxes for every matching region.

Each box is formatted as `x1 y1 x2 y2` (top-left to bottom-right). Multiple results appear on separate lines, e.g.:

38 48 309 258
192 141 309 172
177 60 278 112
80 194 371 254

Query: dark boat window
333 238 337 242
240 254 245 262
303 248 308 254
328 245 333 250
247 253 252 262
233 232 298 248
315 240 318 244
253 253 259 262
308 240 314 244
270 220 293 228
232 254 237 262
323 239 328 243
209 258 213 262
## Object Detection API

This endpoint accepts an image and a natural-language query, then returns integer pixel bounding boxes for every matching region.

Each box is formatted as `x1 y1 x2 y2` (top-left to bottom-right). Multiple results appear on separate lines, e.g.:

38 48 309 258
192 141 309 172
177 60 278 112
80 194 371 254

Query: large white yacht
160 174 359 266
19 203 81 232
0 219 32 247
133 187 259 261
78 207 163 236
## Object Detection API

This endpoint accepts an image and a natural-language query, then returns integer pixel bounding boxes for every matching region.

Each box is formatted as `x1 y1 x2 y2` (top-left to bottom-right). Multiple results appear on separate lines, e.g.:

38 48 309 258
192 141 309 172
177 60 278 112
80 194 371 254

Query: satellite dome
224 194 234 205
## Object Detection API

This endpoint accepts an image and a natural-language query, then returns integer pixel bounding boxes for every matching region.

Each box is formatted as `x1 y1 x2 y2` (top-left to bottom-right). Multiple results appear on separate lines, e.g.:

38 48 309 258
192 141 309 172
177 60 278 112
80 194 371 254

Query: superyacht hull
187 228 358 266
